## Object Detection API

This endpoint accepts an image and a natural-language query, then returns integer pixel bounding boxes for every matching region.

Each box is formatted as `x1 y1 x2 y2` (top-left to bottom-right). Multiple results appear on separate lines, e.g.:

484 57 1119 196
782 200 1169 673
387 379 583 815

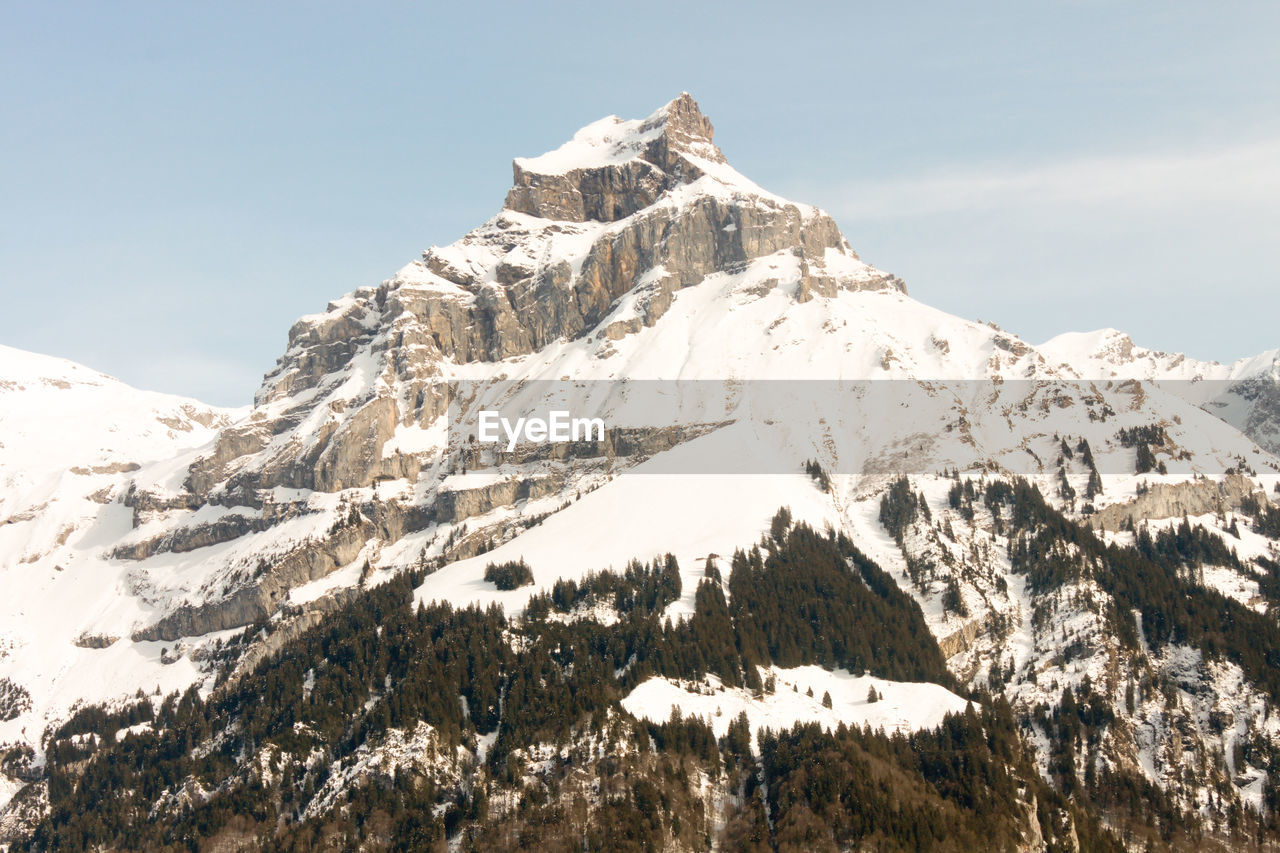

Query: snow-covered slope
0 345 237 760
1041 329 1280 453
1040 328 1279 383
0 345 235 520
622 665 970 742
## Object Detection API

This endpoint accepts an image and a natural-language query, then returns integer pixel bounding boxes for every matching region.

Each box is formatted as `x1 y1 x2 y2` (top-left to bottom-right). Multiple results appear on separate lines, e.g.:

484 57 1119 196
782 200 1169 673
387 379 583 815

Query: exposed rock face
72 633 119 649
1038 330 1280 457
185 94 902 497
1087 473 1269 531
110 513 268 561
505 93 724 223
938 614 996 659
436 475 564 525
129 496 432 642
131 522 374 642
107 95 912 644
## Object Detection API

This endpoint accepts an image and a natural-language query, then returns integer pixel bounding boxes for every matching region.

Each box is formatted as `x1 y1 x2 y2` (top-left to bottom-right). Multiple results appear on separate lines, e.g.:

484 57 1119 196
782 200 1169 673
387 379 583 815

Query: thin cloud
830 139 1280 220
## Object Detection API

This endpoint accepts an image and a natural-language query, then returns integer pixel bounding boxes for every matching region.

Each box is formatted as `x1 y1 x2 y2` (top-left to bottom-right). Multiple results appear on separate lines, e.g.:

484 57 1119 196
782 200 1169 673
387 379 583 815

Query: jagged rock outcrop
1087 472 1269 530
100 94 1276 654
111 513 268 561
938 613 998 658
505 93 724 223
6 92 1280 846
1039 330 1280 456
72 633 119 649
131 522 373 642
130 497 432 642
436 475 564 525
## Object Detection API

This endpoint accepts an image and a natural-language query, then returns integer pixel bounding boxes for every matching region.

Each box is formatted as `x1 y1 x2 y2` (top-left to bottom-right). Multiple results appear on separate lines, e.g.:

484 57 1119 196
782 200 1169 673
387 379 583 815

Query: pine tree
1086 468 1103 500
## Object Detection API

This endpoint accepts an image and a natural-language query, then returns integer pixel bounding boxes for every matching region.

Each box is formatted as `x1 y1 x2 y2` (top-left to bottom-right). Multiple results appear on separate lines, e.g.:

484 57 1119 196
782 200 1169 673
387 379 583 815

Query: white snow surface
415 447 838 619
622 665 969 743
1040 328 1279 382
0 345 239 772
514 111 668 175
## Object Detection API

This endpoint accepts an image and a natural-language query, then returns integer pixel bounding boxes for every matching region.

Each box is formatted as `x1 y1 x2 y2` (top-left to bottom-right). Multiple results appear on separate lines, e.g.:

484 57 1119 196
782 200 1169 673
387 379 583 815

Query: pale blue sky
2 2 1278 405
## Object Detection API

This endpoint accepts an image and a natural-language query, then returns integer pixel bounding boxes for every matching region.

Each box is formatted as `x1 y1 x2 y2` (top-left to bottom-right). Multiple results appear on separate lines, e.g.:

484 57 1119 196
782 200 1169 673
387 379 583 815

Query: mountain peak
513 92 722 175
505 93 730 222
655 91 720 158
224 93 903 493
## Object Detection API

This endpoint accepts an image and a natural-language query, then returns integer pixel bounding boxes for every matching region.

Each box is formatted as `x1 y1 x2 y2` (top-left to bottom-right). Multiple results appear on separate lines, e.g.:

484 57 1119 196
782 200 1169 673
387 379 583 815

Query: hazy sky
3 2 1278 406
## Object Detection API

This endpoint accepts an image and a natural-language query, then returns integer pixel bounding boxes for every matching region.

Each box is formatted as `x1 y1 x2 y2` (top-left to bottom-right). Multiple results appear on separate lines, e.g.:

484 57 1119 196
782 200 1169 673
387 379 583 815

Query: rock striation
1086 472 1270 531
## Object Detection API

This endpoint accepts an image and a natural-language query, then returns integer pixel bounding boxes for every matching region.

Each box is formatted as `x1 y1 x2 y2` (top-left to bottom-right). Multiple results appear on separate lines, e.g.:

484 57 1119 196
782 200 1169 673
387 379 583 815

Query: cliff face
505 92 725 222
1086 472 1269 531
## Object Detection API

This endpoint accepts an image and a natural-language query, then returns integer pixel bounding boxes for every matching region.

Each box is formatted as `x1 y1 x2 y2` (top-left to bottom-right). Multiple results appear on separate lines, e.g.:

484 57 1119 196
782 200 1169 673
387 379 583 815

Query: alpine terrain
3 94 1280 851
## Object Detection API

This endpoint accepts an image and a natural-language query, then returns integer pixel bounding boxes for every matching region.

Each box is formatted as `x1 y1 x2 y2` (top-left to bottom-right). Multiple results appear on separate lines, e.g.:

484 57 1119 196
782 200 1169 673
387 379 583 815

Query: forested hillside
10 508 1137 852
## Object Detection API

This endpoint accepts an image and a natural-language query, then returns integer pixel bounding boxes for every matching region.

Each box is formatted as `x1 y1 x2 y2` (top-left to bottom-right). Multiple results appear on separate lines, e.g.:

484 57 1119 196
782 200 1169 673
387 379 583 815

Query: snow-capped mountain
2 94 1279 849
1039 328 1278 383
1040 328 1280 455
0 347 236 817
